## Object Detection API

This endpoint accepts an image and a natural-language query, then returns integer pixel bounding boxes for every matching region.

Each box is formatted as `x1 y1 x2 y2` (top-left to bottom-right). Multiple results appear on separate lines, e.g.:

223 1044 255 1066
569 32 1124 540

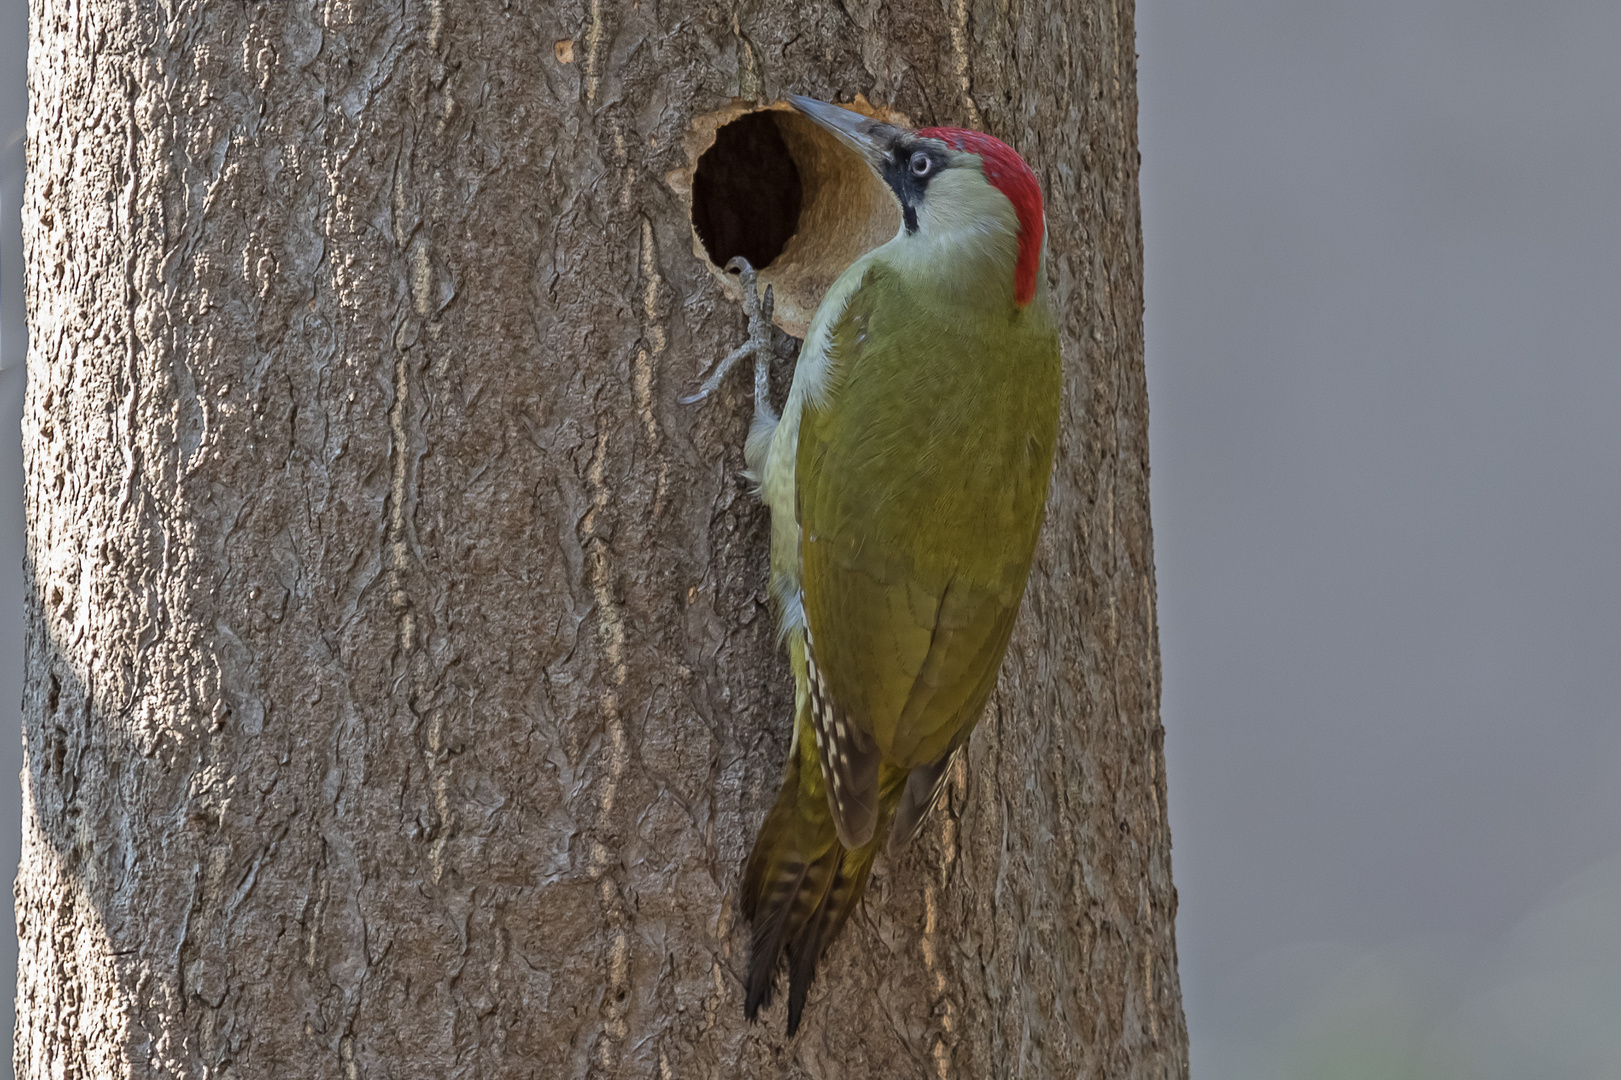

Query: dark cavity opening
691 112 804 271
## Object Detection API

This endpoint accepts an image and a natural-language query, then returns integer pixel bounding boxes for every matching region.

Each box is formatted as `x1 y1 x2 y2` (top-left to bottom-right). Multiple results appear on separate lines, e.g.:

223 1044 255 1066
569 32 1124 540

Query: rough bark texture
18 0 1185 1076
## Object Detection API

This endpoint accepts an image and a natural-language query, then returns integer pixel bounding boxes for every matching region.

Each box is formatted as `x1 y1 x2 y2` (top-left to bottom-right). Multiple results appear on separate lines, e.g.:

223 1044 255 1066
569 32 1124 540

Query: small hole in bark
692 112 803 272
683 100 904 338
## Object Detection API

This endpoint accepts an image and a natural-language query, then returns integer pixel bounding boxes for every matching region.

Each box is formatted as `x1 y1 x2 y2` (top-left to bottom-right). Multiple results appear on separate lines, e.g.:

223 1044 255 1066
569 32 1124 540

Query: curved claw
680 339 756 404
684 257 777 407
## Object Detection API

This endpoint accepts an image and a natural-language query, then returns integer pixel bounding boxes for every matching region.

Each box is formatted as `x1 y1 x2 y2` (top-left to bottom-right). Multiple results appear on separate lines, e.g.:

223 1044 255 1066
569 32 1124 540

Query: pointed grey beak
787 95 903 170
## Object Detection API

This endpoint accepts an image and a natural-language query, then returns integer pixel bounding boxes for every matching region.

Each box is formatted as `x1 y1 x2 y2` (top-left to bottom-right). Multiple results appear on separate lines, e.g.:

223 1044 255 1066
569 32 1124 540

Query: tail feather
782 840 879 1033
743 856 814 1018
741 752 841 1022
741 739 902 1034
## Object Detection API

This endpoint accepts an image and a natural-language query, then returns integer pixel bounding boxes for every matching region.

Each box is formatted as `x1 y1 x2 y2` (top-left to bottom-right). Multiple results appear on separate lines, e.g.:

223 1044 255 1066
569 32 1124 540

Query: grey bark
18 0 1185 1076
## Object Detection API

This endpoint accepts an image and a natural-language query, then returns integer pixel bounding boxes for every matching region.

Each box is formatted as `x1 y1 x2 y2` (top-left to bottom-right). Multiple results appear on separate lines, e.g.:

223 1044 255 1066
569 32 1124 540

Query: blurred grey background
3 0 27 1073
1139 0 1621 1076
0 0 1617 1076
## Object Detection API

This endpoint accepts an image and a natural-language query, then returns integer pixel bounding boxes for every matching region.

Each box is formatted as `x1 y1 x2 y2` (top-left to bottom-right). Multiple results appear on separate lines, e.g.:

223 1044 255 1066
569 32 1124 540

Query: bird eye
909 151 932 177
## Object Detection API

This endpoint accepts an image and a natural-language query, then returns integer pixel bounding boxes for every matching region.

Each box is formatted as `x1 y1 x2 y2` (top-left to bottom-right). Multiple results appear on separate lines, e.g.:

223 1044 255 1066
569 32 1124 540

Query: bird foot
682 257 781 427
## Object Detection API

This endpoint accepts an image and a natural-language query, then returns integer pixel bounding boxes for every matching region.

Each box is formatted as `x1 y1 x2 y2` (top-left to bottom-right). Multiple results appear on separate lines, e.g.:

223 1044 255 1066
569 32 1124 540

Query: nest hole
686 103 902 338
692 112 803 271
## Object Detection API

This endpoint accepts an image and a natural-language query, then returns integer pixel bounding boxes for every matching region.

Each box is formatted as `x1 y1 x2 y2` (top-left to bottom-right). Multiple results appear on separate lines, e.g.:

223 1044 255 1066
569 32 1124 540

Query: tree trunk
18 0 1184 1076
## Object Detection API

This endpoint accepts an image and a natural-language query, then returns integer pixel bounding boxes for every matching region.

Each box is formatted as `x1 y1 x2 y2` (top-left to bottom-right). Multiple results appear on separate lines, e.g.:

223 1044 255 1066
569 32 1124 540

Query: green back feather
797 261 1060 767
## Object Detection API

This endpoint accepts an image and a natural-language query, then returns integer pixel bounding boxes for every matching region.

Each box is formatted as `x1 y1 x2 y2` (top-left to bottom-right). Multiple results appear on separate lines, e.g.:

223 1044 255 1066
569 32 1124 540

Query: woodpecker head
788 95 1046 307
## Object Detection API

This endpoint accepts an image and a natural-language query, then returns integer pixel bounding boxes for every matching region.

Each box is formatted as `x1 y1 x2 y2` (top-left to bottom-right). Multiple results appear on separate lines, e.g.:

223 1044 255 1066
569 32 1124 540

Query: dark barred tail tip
743 977 770 1024
743 907 785 1024
740 735 886 1035
744 911 823 1037
742 857 828 1037
741 838 881 1036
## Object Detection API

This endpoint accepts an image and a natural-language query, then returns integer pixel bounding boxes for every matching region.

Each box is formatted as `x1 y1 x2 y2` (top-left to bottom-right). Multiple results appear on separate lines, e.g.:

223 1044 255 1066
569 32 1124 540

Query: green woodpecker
690 96 1061 1034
